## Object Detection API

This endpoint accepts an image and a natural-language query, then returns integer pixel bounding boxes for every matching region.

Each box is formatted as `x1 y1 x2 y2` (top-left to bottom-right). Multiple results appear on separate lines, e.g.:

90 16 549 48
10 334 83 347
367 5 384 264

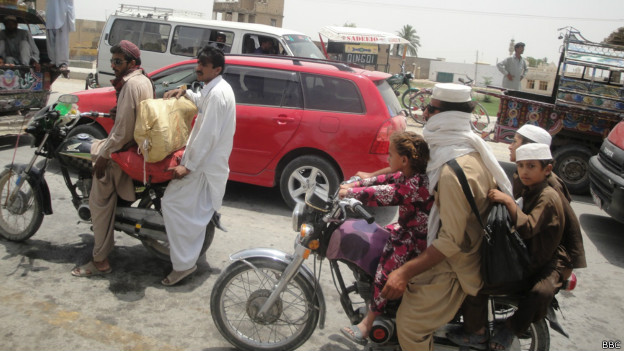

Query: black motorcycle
0 94 220 260
209 181 574 351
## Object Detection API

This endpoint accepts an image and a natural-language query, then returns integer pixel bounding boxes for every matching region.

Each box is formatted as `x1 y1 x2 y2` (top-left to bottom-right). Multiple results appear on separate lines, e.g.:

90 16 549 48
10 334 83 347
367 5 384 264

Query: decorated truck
489 28 623 194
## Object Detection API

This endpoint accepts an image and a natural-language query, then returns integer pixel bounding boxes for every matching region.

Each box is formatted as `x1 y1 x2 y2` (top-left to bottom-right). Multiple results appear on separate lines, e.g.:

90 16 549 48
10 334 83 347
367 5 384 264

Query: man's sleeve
497 59 508 75
26 31 39 62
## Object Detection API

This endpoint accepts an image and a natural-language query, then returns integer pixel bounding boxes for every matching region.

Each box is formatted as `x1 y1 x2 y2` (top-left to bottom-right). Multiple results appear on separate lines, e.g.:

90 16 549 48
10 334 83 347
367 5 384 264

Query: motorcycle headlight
292 202 306 232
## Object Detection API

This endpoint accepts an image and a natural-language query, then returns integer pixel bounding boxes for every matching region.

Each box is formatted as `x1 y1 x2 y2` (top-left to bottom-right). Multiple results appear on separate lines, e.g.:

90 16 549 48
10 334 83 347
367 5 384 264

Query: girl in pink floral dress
340 131 433 345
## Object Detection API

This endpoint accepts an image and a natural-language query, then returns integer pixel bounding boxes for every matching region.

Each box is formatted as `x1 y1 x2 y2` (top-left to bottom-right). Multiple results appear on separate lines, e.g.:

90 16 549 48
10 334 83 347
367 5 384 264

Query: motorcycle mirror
57 94 79 104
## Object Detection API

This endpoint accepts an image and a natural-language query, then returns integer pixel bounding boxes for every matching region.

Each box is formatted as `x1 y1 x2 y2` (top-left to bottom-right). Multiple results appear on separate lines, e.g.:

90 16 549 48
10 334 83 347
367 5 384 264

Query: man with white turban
380 83 512 351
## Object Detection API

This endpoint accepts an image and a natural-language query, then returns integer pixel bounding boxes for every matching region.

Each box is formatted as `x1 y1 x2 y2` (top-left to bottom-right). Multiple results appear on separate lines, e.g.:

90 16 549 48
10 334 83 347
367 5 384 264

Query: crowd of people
39 28 582 351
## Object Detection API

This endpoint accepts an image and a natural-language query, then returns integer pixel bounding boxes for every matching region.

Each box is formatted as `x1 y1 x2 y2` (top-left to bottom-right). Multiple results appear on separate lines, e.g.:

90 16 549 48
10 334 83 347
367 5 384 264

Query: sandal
161 265 197 286
71 261 112 277
490 326 515 350
446 326 487 350
340 325 368 346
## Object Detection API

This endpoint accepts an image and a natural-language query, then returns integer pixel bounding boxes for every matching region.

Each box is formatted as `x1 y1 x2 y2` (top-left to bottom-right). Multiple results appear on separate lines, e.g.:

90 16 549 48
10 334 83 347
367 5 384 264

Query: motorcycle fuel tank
57 133 94 174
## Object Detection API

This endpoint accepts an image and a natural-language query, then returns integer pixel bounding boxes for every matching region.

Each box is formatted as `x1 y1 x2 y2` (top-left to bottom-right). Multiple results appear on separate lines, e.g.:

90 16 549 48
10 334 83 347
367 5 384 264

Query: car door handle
273 115 295 125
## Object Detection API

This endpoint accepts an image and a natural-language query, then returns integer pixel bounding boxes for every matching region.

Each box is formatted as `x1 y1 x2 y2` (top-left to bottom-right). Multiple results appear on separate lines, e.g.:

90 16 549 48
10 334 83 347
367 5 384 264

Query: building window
271 19 277 27
539 81 548 90
527 79 535 89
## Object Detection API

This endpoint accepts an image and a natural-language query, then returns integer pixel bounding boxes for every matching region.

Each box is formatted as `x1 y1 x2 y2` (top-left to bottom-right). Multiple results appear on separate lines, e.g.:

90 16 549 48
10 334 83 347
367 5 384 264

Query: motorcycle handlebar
353 204 374 224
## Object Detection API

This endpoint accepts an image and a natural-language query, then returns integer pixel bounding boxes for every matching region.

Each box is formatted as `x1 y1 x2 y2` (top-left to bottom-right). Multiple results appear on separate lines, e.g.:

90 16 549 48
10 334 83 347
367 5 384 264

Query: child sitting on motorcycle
449 143 574 350
339 131 434 345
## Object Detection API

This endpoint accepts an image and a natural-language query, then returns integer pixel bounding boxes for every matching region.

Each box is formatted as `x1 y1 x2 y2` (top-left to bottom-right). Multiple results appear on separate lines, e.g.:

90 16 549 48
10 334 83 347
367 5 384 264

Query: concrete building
212 0 284 27
429 60 503 87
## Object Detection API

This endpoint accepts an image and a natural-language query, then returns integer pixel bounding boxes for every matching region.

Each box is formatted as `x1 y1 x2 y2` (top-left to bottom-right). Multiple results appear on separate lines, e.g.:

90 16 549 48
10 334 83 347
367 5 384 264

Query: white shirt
46 0 76 31
497 55 527 90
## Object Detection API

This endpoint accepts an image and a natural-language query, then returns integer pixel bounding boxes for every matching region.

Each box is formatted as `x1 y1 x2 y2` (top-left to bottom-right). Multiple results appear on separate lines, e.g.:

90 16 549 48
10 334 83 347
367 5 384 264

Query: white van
89 4 325 87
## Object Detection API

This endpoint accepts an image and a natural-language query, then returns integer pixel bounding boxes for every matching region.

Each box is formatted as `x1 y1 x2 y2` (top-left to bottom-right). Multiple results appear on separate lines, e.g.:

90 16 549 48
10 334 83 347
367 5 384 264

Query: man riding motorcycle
71 40 154 277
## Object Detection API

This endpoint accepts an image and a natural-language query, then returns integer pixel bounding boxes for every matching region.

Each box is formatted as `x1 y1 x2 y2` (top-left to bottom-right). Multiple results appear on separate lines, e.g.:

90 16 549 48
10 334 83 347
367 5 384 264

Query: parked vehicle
489 27 624 194
0 5 62 116
386 62 419 108
87 4 325 88
589 120 624 223
71 55 406 208
0 95 221 260
209 181 576 351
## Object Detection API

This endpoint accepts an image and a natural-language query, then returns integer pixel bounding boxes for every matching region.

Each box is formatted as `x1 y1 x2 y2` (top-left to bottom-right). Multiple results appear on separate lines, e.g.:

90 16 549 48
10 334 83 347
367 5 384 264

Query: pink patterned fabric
346 172 433 313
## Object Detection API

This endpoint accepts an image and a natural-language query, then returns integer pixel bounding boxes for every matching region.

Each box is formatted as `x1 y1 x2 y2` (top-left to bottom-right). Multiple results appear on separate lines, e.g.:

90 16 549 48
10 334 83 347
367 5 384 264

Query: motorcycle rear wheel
210 258 319 351
493 298 550 351
0 169 44 241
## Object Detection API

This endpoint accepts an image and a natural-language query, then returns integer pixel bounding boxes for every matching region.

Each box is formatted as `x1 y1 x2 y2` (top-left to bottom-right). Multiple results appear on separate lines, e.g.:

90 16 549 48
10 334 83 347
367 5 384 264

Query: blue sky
75 0 624 65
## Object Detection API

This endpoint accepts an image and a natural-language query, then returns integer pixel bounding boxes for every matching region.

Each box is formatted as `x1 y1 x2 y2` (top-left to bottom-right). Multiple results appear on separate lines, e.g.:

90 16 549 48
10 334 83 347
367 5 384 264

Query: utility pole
474 51 478 86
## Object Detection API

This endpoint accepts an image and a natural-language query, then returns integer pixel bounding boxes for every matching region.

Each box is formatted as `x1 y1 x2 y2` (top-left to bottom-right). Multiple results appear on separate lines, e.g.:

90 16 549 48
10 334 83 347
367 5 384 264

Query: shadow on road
579 213 624 268
0 232 220 302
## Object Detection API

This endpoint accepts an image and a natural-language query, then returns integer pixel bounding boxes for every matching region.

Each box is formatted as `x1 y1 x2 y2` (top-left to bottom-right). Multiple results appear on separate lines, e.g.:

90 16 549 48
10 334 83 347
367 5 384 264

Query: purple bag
326 219 390 277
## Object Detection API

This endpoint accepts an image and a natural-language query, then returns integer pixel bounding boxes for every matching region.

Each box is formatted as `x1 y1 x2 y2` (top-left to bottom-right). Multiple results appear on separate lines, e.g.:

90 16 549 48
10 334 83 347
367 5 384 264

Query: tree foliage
526 57 549 68
343 22 357 27
395 24 420 57
603 27 624 46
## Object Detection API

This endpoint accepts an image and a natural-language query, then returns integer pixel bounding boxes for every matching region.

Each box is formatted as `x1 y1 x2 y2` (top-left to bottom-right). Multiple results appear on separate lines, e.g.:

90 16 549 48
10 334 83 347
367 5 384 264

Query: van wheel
279 156 340 209
553 145 593 195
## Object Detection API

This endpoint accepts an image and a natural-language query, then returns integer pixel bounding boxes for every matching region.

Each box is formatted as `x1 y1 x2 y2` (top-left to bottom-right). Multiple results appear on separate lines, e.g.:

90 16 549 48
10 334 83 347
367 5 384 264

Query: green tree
526 57 548 68
395 24 420 56
481 76 493 102
343 22 357 27
603 27 624 46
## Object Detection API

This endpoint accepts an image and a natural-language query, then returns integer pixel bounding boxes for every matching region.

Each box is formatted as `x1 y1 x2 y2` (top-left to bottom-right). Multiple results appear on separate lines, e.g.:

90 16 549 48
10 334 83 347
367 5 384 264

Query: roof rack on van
115 4 204 20
228 54 356 72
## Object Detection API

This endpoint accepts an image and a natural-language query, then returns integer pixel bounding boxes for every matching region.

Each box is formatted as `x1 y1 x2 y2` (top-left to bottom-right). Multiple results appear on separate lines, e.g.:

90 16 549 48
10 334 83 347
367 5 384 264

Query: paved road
0 79 622 351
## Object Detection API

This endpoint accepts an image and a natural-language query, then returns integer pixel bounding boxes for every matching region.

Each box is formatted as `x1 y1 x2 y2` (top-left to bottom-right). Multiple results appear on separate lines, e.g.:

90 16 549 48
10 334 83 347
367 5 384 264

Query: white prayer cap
516 143 552 161
431 83 472 103
517 124 552 146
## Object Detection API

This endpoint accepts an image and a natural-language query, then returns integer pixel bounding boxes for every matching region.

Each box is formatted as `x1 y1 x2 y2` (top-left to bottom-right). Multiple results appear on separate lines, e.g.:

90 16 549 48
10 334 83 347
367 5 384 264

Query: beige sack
134 97 198 163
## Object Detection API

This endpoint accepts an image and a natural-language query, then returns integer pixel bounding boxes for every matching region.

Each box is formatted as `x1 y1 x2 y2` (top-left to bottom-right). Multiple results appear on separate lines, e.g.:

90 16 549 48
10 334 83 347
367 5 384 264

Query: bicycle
386 62 420 109
407 76 492 137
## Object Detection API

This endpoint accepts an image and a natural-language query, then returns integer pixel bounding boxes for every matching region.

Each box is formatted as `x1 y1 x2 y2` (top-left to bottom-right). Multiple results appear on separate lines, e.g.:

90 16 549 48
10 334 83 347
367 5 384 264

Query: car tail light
607 122 624 150
370 115 407 154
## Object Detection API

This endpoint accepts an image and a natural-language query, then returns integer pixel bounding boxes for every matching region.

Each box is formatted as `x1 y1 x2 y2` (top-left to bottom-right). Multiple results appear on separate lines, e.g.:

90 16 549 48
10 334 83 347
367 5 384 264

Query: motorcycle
210 181 575 351
0 94 221 261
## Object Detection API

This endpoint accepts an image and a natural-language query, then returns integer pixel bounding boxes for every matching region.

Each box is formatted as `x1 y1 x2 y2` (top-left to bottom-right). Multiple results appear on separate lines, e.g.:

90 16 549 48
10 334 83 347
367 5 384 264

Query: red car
70 55 406 208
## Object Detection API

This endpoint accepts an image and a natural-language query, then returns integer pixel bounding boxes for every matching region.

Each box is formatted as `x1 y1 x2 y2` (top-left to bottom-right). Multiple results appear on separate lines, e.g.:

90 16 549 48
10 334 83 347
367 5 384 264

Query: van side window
171 26 233 57
108 19 170 53
223 66 302 108
242 34 283 55
301 74 364 113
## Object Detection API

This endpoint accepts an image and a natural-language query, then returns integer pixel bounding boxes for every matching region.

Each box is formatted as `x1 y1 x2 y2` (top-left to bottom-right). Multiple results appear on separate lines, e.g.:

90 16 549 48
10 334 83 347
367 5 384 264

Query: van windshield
283 34 325 59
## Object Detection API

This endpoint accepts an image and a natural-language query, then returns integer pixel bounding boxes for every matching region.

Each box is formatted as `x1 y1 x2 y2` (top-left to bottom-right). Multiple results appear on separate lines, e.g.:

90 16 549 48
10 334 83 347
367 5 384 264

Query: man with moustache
159 46 236 286
71 40 154 277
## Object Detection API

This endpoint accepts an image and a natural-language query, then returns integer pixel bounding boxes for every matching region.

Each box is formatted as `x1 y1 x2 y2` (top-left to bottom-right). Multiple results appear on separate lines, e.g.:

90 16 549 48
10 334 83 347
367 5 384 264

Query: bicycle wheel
408 90 431 125
471 102 491 136
401 88 419 109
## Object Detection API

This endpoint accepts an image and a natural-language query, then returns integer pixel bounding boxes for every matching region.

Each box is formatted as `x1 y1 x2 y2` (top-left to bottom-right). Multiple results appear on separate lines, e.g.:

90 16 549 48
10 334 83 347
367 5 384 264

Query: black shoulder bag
447 159 530 285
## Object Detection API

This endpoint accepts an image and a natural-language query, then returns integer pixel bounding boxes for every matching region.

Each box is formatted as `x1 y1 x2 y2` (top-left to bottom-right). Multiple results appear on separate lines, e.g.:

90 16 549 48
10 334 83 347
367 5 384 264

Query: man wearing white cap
450 143 570 350
380 83 512 350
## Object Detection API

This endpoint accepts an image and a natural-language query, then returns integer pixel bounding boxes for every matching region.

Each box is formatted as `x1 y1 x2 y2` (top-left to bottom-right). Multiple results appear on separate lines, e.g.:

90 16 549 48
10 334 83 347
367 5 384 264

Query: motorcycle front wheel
0 169 44 241
210 258 319 351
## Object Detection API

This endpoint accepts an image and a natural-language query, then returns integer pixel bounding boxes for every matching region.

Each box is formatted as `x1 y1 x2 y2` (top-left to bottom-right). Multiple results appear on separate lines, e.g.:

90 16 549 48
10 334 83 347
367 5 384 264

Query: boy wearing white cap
381 83 512 351
449 143 571 350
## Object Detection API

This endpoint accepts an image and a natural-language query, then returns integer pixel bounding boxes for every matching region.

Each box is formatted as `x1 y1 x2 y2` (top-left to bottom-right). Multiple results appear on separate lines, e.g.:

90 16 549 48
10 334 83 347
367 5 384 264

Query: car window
108 19 170 53
301 73 364 113
241 34 283 55
151 65 197 98
171 25 214 57
223 66 302 108
282 34 325 59
376 79 403 116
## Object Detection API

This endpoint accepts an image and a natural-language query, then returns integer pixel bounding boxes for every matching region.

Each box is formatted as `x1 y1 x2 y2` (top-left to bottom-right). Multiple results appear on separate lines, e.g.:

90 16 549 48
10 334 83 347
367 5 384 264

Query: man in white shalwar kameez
45 0 75 70
161 46 236 286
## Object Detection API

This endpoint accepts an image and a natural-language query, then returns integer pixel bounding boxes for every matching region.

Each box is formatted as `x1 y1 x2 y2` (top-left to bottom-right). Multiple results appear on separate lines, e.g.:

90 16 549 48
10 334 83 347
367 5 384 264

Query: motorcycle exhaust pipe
77 204 91 221
369 316 395 344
